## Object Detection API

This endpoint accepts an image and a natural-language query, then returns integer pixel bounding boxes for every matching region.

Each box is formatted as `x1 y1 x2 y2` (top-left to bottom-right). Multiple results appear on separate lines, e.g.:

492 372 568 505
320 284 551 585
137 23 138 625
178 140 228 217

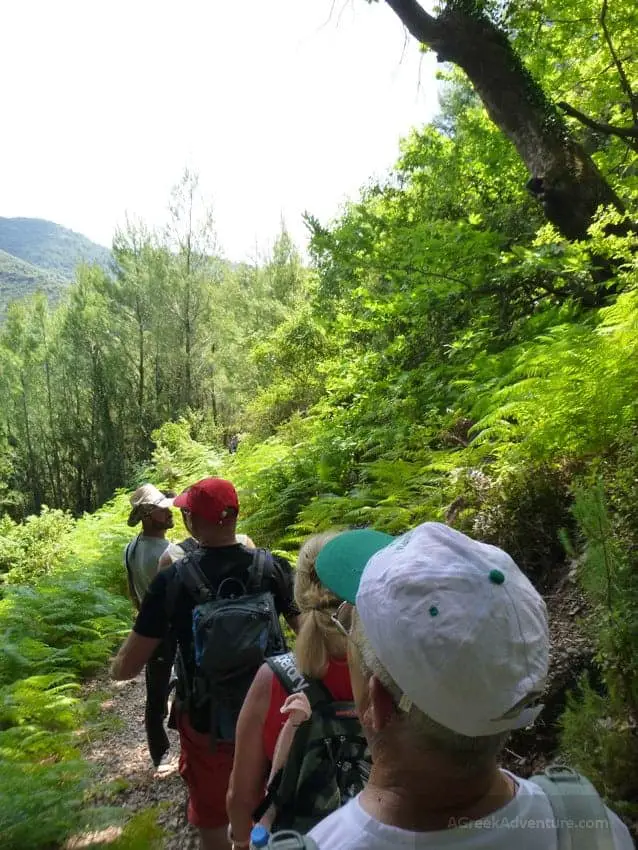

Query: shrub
470 463 574 584
560 677 638 816
558 480 638 817
0 507 76 585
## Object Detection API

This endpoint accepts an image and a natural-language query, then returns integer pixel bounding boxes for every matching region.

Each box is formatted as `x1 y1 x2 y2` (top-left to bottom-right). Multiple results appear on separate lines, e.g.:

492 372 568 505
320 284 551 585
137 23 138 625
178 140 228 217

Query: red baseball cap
173 477 239 524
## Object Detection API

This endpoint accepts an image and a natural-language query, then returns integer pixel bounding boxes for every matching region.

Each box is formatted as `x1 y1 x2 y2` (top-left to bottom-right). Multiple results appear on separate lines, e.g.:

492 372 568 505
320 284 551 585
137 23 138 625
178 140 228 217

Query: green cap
315 529 395 603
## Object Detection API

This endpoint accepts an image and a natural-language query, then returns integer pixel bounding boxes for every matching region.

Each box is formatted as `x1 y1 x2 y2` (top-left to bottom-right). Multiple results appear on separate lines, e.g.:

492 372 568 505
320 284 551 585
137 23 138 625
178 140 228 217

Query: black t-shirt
134 544 298 725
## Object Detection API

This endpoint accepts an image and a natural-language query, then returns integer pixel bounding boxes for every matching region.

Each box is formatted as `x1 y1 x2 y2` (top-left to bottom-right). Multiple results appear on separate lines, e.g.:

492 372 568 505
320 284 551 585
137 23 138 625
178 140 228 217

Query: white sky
0 0 439 262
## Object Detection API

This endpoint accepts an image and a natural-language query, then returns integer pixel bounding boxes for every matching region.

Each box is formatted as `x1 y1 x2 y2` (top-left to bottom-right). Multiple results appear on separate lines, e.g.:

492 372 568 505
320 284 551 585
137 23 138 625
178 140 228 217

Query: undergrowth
0 421 222 849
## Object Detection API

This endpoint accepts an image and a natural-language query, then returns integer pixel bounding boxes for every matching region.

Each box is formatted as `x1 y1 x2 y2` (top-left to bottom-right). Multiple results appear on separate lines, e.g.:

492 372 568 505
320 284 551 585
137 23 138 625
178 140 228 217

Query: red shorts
177 712 235 829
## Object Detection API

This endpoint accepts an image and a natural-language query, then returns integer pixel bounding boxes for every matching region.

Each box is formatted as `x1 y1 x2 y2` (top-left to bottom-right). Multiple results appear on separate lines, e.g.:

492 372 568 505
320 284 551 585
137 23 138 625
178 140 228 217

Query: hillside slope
0 249 69 317
0 217 112 278
0 217 112 315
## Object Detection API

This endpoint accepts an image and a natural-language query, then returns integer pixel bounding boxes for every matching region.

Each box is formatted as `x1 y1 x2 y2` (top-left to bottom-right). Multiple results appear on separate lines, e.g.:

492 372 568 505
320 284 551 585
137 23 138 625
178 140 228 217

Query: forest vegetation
0 0 637 845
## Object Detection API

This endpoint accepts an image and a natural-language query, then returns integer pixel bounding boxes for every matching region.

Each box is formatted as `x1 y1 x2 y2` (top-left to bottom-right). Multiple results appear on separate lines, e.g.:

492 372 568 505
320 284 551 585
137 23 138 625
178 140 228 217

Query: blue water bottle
250 825 271 849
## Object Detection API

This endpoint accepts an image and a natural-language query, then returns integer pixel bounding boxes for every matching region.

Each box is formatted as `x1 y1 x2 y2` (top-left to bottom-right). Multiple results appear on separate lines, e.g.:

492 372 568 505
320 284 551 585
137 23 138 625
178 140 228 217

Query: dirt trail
76 672 199 849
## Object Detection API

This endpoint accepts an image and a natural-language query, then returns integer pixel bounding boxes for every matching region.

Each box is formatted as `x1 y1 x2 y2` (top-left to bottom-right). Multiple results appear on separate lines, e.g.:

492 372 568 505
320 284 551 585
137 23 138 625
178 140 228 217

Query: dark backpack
253 652 371 834
176 548 287 744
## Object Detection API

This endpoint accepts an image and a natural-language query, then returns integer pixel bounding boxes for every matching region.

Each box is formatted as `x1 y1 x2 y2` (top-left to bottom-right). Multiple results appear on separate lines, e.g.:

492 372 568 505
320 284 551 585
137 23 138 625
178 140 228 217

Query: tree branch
383 0 440 45
558 101 638 152
600 0 638 126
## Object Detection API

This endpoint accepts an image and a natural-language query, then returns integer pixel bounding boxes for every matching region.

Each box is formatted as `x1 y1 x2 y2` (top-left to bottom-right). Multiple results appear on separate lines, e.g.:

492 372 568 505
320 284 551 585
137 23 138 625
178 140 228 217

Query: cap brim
315 529 394 603
173 491 190 509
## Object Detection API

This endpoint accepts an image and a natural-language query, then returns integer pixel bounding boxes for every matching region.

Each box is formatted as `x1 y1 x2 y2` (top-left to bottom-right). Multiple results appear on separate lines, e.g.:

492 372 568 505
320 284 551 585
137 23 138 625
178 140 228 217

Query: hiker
226 531 367 848
111 477 300 850
302 522 635 850
123 483 176 770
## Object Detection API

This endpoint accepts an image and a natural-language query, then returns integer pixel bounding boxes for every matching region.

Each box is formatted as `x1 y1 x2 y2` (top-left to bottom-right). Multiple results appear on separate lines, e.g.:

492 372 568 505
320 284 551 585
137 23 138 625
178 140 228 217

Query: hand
227 824 250 849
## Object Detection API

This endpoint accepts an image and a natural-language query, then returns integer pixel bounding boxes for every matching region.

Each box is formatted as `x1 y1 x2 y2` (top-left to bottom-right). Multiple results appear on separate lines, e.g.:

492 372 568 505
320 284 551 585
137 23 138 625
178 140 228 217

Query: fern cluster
0 421 220 849
560 481 638 813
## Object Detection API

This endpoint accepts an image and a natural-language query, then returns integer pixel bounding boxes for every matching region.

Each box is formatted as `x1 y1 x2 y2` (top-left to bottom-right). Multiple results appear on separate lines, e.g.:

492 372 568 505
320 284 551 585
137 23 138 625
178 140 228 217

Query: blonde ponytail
293 531 347 679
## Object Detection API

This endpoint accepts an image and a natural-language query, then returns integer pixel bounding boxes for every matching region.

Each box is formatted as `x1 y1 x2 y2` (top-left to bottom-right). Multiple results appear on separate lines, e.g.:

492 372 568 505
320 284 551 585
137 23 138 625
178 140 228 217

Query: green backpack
265 764 617 849
528 765 616 849
253 652 371 834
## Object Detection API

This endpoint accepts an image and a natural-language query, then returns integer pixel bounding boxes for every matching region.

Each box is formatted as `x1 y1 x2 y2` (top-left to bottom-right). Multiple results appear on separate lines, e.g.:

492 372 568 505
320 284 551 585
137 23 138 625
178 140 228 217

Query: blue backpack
175 548 287 743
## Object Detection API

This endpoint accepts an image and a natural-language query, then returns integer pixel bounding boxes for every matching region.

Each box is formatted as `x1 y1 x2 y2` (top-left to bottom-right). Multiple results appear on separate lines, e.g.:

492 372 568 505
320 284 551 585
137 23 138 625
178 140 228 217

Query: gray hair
351 611 509 776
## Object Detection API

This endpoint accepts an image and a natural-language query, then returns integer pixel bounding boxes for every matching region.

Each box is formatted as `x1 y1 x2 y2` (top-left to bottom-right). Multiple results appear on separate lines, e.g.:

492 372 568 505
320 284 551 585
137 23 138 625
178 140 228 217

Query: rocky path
70 672 199 849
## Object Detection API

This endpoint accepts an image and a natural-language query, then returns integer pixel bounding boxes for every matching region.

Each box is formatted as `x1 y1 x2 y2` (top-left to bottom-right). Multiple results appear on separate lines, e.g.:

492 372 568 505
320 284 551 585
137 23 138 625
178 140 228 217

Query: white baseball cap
127 484 174 526
318 522 549 738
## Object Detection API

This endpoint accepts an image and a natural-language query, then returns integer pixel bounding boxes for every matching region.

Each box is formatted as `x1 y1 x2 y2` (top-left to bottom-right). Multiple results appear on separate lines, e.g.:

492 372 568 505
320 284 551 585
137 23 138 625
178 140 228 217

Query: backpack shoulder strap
124 536 140 602
267 653 333 708
124 541 132 570
124 535 139 572
529 765 615 850
175 553 214 605
248 547 272 592
179 537 199 555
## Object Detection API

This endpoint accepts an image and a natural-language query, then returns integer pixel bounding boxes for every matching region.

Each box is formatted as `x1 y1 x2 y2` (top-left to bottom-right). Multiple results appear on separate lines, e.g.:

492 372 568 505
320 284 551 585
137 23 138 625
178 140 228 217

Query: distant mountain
0 249 68 308
0 217 112 318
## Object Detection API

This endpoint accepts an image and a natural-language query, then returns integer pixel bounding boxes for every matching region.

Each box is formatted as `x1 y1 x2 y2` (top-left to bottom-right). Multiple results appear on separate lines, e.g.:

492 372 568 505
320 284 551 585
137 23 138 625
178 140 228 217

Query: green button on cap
489 568 505 585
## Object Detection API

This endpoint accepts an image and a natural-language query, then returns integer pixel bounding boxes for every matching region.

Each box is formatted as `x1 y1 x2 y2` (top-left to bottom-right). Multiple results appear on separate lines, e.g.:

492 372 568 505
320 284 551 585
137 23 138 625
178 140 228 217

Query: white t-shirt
163 540 189 564
309 772 635 850
123 535 170 604
162 534 253 566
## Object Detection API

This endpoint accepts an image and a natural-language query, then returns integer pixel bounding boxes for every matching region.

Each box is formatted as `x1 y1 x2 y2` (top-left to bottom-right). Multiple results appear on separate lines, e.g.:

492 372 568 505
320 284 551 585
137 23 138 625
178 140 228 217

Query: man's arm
111 631 161 680
285 612 301 634
111 569 172 680
271 554 301 635
226 663 272 846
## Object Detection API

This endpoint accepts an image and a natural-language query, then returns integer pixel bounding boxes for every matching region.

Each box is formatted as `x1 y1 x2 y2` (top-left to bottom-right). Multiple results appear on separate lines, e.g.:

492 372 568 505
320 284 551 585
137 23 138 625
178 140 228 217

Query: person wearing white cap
307 522 634 850
123 483 176 771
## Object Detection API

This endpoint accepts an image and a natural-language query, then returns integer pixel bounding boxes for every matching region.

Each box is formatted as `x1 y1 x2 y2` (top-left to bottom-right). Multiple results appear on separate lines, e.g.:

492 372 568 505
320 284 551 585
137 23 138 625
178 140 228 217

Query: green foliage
104 807 165 850
0 494 132 846
0 418 249 847
0 249 69 320
571 481 638 714
3 0 638 832
560 677 638 813
0 505 76 583
148 418 223 490
558 481 638 811
0 184 311 520
470 464 575 583
0 758 88 849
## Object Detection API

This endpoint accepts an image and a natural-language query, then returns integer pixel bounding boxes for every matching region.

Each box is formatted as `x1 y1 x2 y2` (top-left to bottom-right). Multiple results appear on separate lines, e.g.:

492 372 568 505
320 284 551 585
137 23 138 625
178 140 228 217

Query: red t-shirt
262 657 353 762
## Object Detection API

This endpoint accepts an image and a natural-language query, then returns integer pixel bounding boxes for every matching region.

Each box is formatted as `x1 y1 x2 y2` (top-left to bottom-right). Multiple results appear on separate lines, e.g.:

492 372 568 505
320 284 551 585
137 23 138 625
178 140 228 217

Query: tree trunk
136 298 145 431
39 314 63 507
20 374 42 513
383 0 625 241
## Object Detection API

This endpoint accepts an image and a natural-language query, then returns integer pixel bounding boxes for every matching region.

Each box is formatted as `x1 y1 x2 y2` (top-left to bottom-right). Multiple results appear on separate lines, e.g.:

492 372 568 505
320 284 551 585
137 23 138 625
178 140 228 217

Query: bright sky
0 0 439 261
